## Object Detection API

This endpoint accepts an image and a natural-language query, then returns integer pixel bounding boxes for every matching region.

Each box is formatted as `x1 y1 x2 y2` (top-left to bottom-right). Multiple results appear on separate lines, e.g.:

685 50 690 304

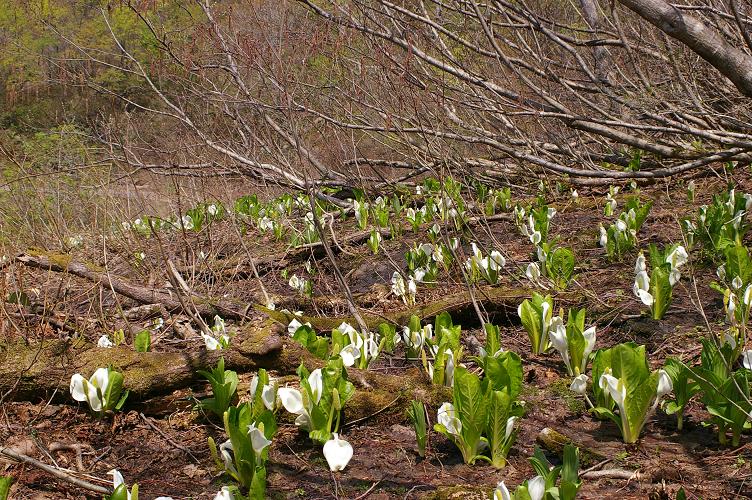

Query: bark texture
618 0 752 96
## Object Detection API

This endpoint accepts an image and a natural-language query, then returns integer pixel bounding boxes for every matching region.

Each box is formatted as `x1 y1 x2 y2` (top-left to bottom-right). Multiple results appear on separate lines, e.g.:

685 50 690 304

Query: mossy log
14 251 245 319
260 285 581 331
535 427 609 467
0 319 449 421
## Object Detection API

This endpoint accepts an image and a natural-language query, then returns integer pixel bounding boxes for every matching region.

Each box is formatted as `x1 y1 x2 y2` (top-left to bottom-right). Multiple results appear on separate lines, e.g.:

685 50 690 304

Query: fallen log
260 285 578 331
0 318 449 422
13 251 245 320
205 213 514 280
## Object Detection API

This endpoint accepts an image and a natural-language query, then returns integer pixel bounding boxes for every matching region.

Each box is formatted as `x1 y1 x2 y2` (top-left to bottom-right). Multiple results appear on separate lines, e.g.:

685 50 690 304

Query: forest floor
2 173 752 499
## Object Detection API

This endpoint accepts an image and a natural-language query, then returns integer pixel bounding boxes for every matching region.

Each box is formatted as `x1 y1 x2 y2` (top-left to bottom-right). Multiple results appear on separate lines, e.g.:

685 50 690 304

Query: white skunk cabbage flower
214 486 234 500
526 262 541 282
323 433 353 472
250 375 277 410
742 350 752 370
494 481 511 500
504 416 518 441
70 368 110 412
527 476 546 500
598 225 608 247
656 369 673 399
391 272 404 296
549 324 571 373
633 270 653 306
666 246 688 285
287 318 303 336
277 369 323 430
181 215 194 230
247 423 272 457
600 373 626 413
219 440 237 476
108 470 132 499
201 333 223 350
635 252 646 274
570 374 589 395
732 276 743 290
97 335 114 348
437 402 462 437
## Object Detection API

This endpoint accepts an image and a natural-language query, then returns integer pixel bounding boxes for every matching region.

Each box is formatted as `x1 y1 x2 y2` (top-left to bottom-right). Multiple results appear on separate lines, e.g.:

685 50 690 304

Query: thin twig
139 413 200 463
0 446 110 494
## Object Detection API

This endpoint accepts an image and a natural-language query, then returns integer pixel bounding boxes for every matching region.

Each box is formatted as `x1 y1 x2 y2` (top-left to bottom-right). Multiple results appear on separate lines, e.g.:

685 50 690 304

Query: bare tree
47 0 752 188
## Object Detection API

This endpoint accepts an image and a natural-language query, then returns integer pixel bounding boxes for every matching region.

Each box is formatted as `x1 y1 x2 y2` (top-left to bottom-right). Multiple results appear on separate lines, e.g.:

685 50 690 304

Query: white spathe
743 350 752 370
214 486 234 500
504 416 517 440
97 335 114 348
549 324 572 374
494 481 511 500
340 344 361 367
201 333 223 350
656 369 673 399
247 423 272 457
70 368 110 412
323 433 353 472
527 475 546 500
570 374 589 395
108 469 131 500
249 375 277 410
633 270 654 306
437 402 462 437
526 262 541 282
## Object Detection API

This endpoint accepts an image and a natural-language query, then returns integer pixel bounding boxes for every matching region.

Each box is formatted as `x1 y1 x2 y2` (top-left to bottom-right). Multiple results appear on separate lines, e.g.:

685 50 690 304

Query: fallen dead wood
13 251 244 319
262 285 579 331
0 445 110 495
0 318 449 422
207 213 515 280
535 427 608 467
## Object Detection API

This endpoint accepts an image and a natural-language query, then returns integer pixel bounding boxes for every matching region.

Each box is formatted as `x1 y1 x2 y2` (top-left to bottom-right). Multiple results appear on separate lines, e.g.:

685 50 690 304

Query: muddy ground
2 174 752 499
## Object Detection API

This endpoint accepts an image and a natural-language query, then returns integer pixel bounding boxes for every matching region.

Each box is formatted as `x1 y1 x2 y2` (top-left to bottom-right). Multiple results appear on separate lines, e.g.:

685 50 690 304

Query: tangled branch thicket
50 0 752 191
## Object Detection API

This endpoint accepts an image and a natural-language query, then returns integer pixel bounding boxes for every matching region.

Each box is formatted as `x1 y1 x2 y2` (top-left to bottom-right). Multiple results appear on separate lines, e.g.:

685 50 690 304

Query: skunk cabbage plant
592 343 672 443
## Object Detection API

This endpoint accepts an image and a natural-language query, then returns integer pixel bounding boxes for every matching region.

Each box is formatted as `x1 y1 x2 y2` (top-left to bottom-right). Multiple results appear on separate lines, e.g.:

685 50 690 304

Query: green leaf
547 247 575 289
560 444 581 500
114 389 129 411
134 330 151 352
104 368 125 412
725 244 752 284
650 266 673 319
453 366 488 462
484 323 501 358
484 351 523 399
110 484 130 500
566 308 588 375
486 390 512 469
0 476 13 500
6 291 30 307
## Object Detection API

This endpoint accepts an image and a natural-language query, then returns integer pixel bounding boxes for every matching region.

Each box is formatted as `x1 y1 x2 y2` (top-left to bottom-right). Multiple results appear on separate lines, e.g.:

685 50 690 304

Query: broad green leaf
725 244 751 284
104 369 124 412
484 323 501 358
484 351 523 399
134 330 151 352
486 390 512 468
0 476 13 500
650 266 672 319
453 367 487 460
548 247 574 289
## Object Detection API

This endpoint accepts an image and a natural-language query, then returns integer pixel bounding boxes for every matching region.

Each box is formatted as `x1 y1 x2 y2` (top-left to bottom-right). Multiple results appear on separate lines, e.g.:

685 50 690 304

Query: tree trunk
617 0 752 97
